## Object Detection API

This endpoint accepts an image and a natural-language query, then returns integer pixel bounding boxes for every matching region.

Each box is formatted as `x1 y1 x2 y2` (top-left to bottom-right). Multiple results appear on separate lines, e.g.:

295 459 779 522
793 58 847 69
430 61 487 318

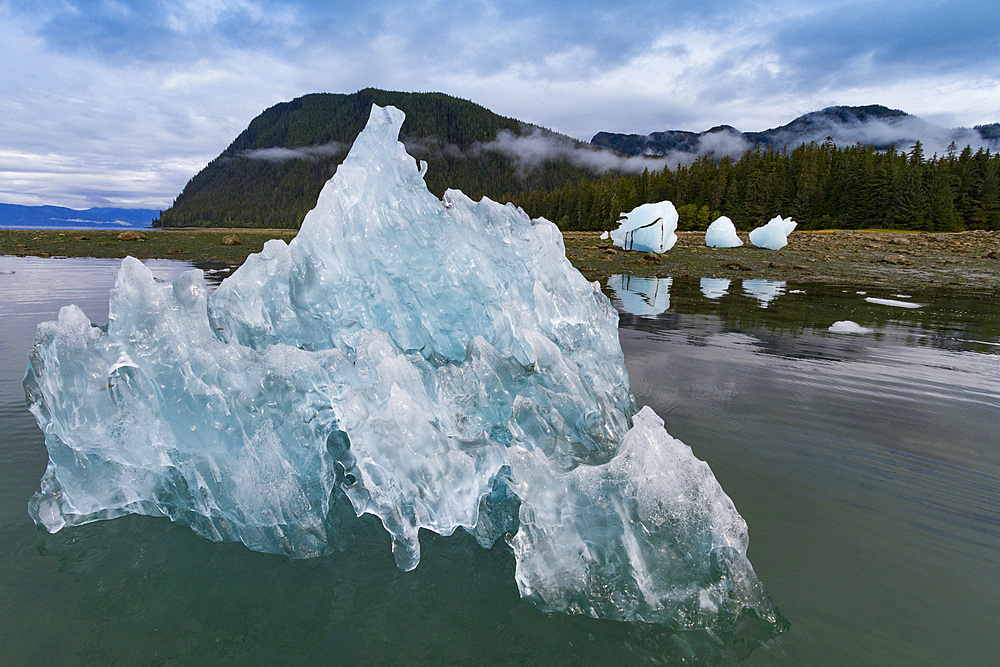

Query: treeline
506 140 1000 232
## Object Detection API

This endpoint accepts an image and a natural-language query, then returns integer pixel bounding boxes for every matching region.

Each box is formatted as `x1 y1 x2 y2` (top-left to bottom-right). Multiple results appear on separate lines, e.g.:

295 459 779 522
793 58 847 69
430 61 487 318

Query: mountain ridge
592 105 999 156
0 203 158 230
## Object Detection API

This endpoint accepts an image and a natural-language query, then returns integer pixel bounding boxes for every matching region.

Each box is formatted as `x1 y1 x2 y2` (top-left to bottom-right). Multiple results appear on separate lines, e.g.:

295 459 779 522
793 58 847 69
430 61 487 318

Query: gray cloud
475 128 670 174
1 1 999 209
239 142 345 162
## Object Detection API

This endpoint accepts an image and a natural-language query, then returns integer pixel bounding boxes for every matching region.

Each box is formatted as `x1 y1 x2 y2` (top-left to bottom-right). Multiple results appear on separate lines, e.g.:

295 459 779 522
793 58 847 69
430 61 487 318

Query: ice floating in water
607 274 672 317
829 320 873 334
24 105 782 632
749 216 796 250
743 279 786 307
609 201 678 253
705 216 743 248
866 297 924 309
700 277 732 299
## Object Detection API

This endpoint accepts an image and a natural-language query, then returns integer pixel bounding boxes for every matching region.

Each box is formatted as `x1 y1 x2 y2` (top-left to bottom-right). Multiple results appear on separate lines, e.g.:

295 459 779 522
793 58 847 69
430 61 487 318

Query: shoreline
2 227 999 289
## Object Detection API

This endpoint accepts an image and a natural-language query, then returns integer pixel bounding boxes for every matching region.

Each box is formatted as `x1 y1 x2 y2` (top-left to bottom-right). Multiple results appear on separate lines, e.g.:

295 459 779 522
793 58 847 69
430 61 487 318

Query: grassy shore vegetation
3 227 998 289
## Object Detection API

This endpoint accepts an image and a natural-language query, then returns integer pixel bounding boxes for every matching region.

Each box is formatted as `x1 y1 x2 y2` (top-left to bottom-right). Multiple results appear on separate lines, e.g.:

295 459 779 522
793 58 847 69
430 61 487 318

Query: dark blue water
1 256 998 664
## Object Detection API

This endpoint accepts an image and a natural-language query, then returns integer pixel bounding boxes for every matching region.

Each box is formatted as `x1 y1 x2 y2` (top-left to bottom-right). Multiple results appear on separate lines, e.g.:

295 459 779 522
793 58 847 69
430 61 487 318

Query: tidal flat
3 228 998 289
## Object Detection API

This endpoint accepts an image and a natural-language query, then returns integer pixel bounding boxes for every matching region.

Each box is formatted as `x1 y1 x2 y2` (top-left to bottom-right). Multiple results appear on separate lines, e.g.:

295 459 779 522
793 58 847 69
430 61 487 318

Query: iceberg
700 277 732 299
865 297 924 309
705 216 743 248
25 105 782 632
743 279 786 307
607 274 672 317
829 320 873 334
748 216 796 250
609 201 678 253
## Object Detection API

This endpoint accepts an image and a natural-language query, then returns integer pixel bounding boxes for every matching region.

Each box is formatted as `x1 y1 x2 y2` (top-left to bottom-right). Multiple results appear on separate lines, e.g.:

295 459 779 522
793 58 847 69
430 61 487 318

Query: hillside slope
157 89 601 228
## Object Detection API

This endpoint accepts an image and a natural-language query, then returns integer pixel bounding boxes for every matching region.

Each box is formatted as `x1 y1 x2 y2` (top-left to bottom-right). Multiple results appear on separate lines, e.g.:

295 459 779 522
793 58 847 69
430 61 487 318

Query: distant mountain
157 88 608 229
0 203 158 230
592 105 1000 158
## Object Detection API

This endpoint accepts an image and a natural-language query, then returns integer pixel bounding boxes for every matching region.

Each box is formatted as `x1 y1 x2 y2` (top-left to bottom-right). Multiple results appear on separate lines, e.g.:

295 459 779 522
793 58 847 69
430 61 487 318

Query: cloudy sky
2 0 998 209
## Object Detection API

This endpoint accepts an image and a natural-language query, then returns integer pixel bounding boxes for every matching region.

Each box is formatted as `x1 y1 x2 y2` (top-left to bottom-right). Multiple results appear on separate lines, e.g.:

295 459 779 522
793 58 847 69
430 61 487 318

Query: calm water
1 256 998 664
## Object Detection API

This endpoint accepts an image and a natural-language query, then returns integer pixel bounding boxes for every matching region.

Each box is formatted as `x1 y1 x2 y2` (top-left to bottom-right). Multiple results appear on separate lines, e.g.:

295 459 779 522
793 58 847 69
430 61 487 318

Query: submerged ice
25 105 781 632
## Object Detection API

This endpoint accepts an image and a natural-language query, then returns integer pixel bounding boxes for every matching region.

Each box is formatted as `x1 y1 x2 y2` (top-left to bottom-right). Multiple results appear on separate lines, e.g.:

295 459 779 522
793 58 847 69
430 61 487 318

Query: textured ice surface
743 279 786 308
607 275 671 317
705 216 743 248
829 320 873 334
749 216 796 250
700 278 732 299
609 201 678 253
25 105 781 632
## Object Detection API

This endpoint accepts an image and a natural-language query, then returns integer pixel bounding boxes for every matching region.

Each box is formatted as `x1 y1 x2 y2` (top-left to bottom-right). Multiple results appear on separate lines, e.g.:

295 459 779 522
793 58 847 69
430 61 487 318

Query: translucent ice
25 105 781 632
607 274 671 317
609 201 678 253
700 277 731 299
749 216 796 250
705 216 743 248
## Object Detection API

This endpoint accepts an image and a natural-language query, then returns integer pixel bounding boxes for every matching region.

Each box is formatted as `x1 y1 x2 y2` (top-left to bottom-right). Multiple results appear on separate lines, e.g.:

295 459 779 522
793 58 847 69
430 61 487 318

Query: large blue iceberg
26 105 781 631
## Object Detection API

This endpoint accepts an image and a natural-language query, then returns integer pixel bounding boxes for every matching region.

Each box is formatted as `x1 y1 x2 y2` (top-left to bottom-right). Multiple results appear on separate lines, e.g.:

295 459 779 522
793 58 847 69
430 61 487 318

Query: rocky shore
2 227 999 289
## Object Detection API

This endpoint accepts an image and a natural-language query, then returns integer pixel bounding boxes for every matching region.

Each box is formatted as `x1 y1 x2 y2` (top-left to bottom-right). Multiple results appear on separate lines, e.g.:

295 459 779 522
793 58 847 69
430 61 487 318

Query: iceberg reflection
700 277 732 299
607 274 672 317
743 279 786 308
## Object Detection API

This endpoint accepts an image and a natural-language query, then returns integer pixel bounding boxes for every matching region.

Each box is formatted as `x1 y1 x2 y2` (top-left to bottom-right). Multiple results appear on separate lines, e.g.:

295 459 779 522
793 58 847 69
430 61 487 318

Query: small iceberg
700 277 731 299
607 274 672 317
705 216 743 248
609 201 678 253
743 279 786 308
829 320 872 334
865 297 924 309
749 216 796 250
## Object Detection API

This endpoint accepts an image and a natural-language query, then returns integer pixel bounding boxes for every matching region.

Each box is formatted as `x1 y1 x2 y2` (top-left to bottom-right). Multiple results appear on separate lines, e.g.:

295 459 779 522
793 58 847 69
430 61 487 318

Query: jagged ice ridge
25 105 781 631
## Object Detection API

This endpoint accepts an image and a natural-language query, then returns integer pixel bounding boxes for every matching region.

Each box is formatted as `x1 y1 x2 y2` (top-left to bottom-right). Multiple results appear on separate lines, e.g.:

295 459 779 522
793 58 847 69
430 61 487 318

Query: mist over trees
508 140 1000 232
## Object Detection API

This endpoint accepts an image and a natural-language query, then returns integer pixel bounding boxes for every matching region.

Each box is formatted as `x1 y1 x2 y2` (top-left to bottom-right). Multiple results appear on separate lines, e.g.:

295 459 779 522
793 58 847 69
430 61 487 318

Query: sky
2 0 999 210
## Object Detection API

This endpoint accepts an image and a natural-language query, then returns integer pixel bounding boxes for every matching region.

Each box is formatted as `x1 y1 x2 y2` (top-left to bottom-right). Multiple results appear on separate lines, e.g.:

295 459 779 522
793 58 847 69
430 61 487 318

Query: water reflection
742 279 786 308
700 277 731 299
606 274 671 317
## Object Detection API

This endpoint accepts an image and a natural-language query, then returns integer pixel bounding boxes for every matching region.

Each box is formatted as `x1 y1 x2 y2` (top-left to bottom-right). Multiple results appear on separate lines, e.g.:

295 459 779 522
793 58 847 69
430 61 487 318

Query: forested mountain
156 89 600 228
157 91 1000 232
592 105 1000 157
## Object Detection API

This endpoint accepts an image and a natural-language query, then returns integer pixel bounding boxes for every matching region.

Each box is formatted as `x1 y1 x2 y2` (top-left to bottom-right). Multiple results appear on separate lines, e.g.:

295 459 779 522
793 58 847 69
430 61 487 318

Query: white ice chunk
609 201 678 253
743 279 786 308
829 320 873 334
865 297 924 309
748 216 797 250
700 277 732 299
24 104 781 632
705 216 743 248
607 274 671 317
